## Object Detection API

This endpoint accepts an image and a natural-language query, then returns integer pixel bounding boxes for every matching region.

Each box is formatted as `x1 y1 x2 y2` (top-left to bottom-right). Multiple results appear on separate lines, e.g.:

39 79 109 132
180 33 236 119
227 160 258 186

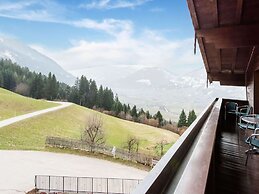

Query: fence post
92 177 94 194
77 177 79 193
107 178 108 194
34 175 37 188
49 176 50 192
63 176 64 192
122 179 124 194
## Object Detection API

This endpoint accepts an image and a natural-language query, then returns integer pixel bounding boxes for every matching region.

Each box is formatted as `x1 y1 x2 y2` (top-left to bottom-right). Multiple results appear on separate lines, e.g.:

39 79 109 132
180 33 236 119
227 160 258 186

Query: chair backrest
225 102 237 111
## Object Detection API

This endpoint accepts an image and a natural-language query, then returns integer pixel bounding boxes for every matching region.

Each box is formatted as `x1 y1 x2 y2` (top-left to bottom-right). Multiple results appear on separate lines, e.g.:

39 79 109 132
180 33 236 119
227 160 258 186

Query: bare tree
155 140 168 157
124 136 140 154
81 114 105 152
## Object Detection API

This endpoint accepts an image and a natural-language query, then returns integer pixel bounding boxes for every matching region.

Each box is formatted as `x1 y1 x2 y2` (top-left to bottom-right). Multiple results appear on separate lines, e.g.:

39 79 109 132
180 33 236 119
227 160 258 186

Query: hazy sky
0 0 203 79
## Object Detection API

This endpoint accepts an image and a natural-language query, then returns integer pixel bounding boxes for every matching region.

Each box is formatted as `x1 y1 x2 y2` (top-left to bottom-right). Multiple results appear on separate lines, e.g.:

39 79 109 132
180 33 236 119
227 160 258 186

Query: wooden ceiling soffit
207 72 245 86
220 80 245 86
196 24 259 48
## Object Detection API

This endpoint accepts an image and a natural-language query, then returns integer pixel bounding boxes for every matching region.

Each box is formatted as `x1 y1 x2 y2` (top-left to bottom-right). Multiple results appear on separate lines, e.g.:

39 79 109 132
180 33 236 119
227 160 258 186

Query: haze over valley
0 36 245 120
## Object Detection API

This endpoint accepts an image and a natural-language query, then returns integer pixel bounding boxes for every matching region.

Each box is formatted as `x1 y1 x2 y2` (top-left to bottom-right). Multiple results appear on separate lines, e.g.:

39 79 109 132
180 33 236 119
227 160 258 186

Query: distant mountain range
0 37 75 84
0 37 246 120
110 67 246 120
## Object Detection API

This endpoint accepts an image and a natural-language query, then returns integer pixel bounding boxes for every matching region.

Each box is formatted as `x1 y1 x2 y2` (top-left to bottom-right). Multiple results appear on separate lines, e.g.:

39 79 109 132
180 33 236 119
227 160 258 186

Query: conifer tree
79 75 89 106
187 110 197 126
88 80 98 108
103 87 114 111
131 105 138 118
123 104 128 114
112 94 123 115
154 111 164 127
97 85 104 108
146 111 151 119
178 109 187 127
127 104 131 113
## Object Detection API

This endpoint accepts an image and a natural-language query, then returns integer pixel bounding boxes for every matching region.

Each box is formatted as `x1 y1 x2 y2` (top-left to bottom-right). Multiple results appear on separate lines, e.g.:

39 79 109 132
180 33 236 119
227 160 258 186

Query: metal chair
224 101 238 120
245 128 259 165
236 105 252 119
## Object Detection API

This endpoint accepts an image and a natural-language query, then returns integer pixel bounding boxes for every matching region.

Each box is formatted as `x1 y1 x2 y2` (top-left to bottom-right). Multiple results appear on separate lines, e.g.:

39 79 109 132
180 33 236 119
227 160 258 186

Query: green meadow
0 88 58 121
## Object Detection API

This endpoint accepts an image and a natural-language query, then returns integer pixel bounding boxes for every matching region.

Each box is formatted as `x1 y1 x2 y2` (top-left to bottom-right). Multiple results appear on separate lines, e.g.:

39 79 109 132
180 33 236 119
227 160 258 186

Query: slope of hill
0 104 179 155
0 37 75 84
0 88 58 121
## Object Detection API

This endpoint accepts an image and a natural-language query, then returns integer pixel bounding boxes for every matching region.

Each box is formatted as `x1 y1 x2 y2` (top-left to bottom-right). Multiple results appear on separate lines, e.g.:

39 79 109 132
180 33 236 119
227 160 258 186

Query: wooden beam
213 0 219 27
231 0 243 74
198 37 210 72
220 80 245 86
187 0 200 29
196 24 259 48
232 48 238 73
246 46 256 73
235 0 244 24
245 46 257 87
216 49 222 72
208 72 245 85
212 0 222 73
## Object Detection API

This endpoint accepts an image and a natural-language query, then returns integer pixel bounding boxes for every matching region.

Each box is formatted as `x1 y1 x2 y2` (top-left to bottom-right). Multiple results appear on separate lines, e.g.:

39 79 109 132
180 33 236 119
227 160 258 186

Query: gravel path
0 102 72 128
0 150 148 194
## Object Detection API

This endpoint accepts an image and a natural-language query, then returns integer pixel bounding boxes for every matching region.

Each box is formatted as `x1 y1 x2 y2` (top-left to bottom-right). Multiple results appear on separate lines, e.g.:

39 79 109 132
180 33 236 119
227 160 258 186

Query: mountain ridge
0 37 75 85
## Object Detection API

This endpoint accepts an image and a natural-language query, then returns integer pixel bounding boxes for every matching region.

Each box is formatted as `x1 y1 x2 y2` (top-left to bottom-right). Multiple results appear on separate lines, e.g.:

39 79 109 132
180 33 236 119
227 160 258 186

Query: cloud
0 0 66 22
0 1 134 39
72 18 133 38
31 30 203 82
80 0 152 10
0 1 33 11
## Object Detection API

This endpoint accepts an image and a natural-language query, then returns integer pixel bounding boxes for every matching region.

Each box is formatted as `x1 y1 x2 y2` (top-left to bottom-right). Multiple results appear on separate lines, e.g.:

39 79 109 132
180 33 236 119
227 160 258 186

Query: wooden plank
235 0 244 24
208 72 244 81
213 0 219 27
246 46 256 73
232 48 238 73
208 72 245 86
215 107 259 194
198 37 211 73
187 0 200 29
220 80 245 86
132 100 219 194
217 49 222 72
196 24 259 48
173 100 221 194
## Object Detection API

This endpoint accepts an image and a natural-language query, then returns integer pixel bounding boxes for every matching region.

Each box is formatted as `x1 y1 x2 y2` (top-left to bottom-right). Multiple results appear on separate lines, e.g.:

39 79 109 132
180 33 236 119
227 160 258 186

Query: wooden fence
35 175 141 194
45 136 159 166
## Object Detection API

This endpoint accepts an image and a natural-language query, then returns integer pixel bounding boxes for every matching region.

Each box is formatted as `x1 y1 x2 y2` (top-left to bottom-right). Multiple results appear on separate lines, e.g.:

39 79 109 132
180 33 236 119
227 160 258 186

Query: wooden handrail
132 98 221 194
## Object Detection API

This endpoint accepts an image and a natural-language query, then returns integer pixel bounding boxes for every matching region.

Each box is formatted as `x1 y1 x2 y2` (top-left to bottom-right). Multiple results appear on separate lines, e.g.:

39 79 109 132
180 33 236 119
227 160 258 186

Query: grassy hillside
0 104 179 155
0 88 58 121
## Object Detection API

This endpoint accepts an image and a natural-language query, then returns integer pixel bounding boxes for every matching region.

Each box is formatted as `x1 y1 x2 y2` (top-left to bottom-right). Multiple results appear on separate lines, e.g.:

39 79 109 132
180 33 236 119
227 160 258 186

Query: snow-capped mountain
0 37 75 84
110 67 246 120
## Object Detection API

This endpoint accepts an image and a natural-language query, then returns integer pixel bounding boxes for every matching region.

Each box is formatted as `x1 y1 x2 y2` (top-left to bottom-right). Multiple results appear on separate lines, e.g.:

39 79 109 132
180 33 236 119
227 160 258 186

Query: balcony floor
215 115 259 194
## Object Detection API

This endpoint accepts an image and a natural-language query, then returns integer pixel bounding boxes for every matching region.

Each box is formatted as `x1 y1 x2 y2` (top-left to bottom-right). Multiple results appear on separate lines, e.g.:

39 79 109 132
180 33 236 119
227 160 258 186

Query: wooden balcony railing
133 98 222 194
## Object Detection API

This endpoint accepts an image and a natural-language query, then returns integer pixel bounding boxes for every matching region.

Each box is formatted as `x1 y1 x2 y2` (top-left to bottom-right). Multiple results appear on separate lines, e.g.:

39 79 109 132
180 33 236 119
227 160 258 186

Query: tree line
177 109 197 128
0 59 197 133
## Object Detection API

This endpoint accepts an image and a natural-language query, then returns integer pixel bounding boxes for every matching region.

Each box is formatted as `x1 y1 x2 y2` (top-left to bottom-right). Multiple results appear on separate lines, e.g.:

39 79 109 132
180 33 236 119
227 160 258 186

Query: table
241 116 259 130
241 116 259 155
